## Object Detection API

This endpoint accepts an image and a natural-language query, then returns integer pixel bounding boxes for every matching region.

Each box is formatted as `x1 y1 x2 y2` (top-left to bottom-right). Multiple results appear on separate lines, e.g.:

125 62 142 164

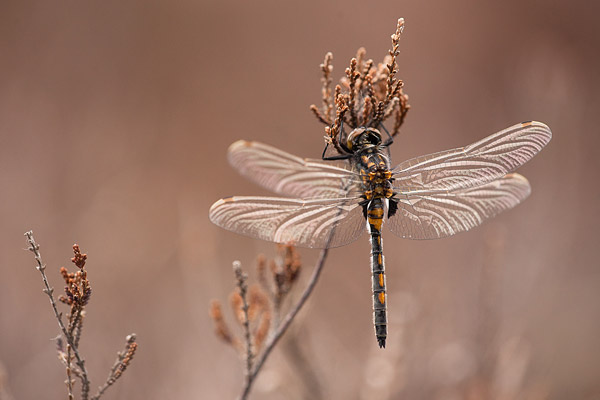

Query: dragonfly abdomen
367 198 387 348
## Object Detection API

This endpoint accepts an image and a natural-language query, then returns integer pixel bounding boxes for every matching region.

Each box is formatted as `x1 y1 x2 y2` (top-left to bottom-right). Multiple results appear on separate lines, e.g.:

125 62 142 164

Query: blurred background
1 0 599 399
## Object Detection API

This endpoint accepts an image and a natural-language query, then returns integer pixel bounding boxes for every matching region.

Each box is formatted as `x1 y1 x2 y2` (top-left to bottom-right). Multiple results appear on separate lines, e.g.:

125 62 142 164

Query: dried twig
346 58 360 127
393 93 410 137
25 231 138 400
324 88 349 154
91 335 138 400
237 248 329 400
270 245 302 319
209 300 236 346
310 105 330 125
233 261 254 382
24 231 91 399
211 265 271 356
372 18 404 128
320 52 334 123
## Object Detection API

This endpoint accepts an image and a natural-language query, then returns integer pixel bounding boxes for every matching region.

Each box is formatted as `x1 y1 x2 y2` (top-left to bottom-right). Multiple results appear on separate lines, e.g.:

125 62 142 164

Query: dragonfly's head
346 128 382 152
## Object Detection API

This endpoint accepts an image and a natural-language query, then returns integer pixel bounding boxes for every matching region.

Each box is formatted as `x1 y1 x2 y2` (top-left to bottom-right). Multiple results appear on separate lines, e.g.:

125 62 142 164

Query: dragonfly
209 121 552 348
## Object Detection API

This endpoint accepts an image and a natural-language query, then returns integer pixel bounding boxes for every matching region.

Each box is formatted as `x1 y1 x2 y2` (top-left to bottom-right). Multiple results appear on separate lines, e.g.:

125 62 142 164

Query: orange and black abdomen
353 146 392 348
367 198 387 348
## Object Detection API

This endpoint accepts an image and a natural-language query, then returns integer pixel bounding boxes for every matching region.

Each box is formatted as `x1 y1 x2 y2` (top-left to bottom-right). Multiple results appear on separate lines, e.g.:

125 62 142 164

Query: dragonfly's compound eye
346 128 364 151
365 129 382 145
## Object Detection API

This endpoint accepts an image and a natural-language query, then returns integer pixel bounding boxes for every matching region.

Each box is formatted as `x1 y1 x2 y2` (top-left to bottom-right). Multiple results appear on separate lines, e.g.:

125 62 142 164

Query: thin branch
362 96 373 127
320 52 334 123
73 311 85 349
371 18 405 128
392 93 410 137
209 300 236 346
24 231 91 399
310 105 330 125
233 261 254 381
325 87 349 154
346 58 359 127
91 334 138 400
237 248 329 400
383 18 404 110
66 343 75 400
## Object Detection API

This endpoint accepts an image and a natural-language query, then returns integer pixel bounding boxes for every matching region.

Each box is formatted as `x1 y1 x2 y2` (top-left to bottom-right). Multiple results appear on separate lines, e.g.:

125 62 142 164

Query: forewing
228 140 361 198
387 173 531 239
209 196 366 248
392 121 551 193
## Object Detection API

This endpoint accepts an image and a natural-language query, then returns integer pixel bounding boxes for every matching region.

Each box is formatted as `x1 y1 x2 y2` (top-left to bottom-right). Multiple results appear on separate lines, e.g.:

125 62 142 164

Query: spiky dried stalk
312 18 410 149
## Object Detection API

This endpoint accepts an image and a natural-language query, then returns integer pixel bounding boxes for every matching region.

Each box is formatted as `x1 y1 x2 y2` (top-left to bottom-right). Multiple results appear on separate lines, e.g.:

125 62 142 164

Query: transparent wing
209 195 366 248
228 140 361 198
392 121 551 193
387 173 531 239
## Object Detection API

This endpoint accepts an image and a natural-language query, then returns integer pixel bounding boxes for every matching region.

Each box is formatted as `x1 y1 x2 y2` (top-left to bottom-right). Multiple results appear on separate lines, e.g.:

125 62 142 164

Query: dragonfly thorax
353 147 394 201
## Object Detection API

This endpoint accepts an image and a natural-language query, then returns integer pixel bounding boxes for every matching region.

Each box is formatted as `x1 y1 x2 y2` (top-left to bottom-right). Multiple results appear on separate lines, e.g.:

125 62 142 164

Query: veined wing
228 140 361 198
392 121 551 193
387 173 531 239
209 195 366 248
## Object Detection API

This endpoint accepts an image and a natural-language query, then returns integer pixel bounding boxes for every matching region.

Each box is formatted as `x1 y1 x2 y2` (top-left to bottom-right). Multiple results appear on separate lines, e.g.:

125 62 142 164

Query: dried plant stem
24 231 91 400
346 58 359 127
392 94 410 137
91 335 138 400
66 344 75 400
381 18 404 114
233 261 254 381
73 313 84 349
320 52 334 123
237 248 329 400
310 105 331 125
92 363 121 400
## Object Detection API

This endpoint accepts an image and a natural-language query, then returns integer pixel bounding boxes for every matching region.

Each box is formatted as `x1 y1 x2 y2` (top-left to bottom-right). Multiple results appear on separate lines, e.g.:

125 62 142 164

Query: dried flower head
253 308 271 351
248 285 269 321
210 260 272 368
271 245 301 302
228 285 270 331
59 245 92 307
71 245 87 269
210 245 306 366
311 18 411 154
209 300 235 345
